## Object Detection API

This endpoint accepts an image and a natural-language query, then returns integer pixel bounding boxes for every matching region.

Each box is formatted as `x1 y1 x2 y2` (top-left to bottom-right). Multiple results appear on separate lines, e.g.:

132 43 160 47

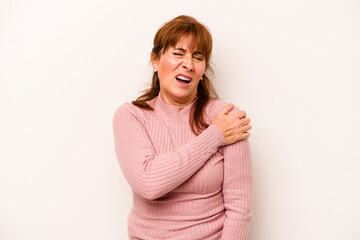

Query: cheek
196 63 206 76
159 57 179 71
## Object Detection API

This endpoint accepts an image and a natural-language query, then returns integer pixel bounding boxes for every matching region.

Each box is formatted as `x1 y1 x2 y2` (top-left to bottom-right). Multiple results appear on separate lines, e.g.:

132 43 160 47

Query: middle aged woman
113 15 253 240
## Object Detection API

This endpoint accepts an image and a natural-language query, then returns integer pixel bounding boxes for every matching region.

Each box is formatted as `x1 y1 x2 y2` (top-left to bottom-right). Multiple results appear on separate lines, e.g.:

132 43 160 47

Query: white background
1 0 359 239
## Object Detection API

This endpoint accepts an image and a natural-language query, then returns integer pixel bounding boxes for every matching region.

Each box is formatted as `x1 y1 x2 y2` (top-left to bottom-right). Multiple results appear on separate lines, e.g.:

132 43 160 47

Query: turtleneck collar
153 94 196 122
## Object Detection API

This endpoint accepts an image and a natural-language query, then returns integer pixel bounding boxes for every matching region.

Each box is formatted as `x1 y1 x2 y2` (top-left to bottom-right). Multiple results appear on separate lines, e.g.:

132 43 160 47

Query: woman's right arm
112 103 225 200
113 103 250 200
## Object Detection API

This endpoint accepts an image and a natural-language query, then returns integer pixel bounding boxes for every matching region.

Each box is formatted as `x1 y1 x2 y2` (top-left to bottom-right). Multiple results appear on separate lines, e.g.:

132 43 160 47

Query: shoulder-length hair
132 15 218 135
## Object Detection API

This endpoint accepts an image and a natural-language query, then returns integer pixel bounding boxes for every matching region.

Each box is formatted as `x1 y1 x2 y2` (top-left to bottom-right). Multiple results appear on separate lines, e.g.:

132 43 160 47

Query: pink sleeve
112 103 225 200
220 107 253 240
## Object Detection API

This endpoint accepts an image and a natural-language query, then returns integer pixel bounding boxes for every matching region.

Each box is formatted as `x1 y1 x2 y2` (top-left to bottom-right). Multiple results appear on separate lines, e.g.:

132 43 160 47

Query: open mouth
175 75 192 84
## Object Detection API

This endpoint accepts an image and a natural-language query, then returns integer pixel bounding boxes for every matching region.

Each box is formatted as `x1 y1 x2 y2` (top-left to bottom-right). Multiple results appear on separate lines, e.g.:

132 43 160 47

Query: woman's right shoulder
113 102 145 122
113 99 156 124
113 102 135 116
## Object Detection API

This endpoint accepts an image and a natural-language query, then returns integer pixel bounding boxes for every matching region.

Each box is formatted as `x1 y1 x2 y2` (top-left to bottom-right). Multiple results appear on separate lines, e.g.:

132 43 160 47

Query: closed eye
193 55 204 61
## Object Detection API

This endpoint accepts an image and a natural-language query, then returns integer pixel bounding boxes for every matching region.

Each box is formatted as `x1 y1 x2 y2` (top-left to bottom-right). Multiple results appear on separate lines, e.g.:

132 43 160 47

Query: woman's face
151 36 206 107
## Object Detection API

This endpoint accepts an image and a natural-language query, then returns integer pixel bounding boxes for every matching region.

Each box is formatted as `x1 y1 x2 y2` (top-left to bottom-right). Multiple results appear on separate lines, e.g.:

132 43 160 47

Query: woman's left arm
220 137 253 239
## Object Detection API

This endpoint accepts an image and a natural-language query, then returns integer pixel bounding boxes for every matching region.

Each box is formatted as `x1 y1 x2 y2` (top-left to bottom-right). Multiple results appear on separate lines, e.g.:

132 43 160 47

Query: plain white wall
1 0 359 239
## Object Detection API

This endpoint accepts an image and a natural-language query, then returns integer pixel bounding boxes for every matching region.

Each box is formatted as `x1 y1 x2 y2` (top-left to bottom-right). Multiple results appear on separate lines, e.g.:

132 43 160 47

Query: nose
181 55 194 71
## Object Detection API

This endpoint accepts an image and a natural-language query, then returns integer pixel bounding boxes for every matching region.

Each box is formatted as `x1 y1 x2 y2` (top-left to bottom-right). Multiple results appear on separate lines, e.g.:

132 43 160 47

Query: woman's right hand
211 104 251 145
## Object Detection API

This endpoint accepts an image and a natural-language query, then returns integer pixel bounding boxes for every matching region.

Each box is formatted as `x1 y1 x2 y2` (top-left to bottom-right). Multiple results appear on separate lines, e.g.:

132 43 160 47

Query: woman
113 15 253 240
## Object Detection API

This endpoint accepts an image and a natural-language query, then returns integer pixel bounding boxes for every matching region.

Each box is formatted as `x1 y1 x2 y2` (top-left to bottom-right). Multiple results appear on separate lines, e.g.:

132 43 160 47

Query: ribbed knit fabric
113 95 253 240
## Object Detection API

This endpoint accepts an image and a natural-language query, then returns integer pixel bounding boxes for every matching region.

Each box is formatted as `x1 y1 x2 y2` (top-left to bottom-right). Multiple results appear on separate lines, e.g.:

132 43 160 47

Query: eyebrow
174 48 186 52
193 51 204 56
174 48 204 55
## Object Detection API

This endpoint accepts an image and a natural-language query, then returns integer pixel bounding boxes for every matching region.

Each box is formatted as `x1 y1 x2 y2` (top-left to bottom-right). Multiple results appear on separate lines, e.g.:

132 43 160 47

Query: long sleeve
220 138 253 239
112 103 225 200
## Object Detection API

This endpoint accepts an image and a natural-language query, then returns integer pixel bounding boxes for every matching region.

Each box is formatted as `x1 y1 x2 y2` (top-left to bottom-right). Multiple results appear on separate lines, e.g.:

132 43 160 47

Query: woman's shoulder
207 98 228 111
114 102 135 116
206 98 242 117
113 101 151 125
114 97 156 114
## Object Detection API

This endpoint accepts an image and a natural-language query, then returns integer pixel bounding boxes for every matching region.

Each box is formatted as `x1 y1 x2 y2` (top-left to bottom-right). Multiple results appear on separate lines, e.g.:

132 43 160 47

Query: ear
151 52 159 70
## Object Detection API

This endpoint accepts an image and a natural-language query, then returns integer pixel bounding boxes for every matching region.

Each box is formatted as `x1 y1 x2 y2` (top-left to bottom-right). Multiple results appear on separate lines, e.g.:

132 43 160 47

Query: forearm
118 125 224 200
220 198 253 239
113 104 225 200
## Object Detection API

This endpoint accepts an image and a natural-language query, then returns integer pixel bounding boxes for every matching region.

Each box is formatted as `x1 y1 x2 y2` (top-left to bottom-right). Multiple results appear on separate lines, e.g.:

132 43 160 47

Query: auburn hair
132 15 219 135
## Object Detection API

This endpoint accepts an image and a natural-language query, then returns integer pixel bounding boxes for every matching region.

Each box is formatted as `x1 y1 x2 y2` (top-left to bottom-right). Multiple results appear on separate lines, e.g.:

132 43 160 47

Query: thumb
219 103 234 115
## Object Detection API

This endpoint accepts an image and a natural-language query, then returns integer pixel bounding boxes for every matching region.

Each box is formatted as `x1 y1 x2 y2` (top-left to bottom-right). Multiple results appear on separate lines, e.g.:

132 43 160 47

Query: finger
239 117 251 125
241 124 252 132
236 110 247 119
242 132 250 139
219 104 234 115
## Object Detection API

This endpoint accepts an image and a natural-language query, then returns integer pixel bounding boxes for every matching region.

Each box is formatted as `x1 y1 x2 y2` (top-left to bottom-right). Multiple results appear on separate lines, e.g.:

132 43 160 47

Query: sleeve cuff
208 124 226 147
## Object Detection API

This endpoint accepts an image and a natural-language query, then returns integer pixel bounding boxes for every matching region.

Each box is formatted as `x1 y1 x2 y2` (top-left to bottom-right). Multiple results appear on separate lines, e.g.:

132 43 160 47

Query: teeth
176 75 191 81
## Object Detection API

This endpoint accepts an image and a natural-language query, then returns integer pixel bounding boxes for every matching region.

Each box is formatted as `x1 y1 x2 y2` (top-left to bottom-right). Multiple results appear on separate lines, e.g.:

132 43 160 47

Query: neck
159 92 197 109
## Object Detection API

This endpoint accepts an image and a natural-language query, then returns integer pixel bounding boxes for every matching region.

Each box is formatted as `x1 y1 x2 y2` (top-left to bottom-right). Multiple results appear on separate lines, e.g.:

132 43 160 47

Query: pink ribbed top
113 95 253 240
